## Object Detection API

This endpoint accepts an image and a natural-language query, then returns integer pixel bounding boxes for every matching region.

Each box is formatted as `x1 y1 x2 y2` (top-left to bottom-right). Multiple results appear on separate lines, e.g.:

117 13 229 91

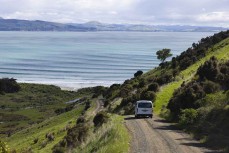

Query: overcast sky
0 0 229 27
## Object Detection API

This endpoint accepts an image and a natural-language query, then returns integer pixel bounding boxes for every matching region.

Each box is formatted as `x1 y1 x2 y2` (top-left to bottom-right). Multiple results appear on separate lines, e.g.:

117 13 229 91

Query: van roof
136 100 152 103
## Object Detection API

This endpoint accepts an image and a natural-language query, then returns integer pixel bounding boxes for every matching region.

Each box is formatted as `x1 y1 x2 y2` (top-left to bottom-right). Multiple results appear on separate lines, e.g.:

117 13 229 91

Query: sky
0 0 229 27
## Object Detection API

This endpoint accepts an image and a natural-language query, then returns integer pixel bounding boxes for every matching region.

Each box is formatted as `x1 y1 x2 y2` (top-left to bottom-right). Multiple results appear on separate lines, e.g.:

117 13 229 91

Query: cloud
0 0 229 26
198 12 229 22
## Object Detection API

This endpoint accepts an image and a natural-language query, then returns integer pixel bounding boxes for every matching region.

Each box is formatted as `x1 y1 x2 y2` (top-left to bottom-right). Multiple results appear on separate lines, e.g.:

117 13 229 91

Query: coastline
17 80 116 91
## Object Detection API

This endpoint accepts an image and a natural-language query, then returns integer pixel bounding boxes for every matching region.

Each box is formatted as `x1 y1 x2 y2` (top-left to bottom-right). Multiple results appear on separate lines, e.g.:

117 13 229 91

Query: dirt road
92 99 104 115
125 115 219 153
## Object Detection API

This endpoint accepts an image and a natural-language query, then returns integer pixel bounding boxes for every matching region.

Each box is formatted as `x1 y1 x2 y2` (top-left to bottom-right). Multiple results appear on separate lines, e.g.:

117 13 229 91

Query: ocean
0 31 214 90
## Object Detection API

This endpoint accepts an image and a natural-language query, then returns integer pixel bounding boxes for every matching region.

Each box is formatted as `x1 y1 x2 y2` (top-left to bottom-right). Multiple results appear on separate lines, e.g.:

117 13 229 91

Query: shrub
41 140 48 148
0 78 20 94
52 139 67 153
65 124 89 147
76 116 85 125
202 80 220 94
134 70 143 77
179 56 194 70
179 109 198 128
119 84 133 98
138 79 147 88
197 56 219 81
46 132 55 141
92 86 107 98
93 111 109 127
168 82 205 119
156 74 173 85
119 97 132 108
140 91 156 102
33 138 39 144
148 82 159 92
84 100 91 111
52 146 65 153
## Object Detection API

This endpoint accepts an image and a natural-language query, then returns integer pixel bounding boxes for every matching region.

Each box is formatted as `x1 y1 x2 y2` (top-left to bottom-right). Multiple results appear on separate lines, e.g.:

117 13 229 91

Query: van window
138 103 152 108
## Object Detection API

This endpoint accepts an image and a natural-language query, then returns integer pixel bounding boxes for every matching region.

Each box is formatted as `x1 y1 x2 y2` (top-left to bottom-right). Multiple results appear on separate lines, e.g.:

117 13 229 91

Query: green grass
108 98 122 112
0 83 82 138
75 115 130 153
153 38 229 114
154 81 182 114
4 106 84 153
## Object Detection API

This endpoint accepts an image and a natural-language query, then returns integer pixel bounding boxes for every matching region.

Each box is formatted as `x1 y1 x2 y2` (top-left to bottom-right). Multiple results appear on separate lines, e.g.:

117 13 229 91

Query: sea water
0 31 214 89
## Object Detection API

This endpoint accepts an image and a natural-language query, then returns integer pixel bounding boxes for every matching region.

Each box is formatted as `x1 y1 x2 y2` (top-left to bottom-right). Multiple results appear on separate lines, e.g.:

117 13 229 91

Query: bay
0 31 214 89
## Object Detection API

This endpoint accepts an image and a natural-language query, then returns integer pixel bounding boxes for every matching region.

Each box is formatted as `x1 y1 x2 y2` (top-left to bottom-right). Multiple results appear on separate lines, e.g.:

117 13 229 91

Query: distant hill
0 18 227 32
0 18 96 31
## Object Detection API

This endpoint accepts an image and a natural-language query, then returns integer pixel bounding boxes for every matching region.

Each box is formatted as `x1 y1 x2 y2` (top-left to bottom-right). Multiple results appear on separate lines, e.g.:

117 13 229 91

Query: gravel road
125 115 220 153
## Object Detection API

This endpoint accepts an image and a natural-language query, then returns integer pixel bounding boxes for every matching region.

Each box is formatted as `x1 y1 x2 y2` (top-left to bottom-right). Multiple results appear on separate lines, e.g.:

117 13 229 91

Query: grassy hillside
154 37 229 114
103 31 229 115
0 83 98 152
0 83 83 138
5 106 84 152
1 83 129 153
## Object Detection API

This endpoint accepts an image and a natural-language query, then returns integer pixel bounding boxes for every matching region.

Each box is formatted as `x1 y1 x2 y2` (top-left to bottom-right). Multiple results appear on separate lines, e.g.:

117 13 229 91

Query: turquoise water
0 31 214 89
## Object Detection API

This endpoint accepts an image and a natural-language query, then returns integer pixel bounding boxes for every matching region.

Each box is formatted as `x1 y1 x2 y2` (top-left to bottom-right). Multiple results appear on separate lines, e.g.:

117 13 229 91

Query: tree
156 48 172 63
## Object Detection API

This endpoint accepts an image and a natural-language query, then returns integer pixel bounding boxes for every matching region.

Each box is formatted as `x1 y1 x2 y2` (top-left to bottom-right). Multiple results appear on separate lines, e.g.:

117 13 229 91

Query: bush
168 82 205 119
156 74 173 85
41 140 48 148
148 82 159 92
92 86 107 98
202 80 220 94
134 70 143 77
138 79 147 88
33 138 39 144
179 109 198 128
52 146 65 153
93 111 109 127
84 100 91 111
0 78 20 94
46 132 55 141
52 139 67 153
140 91 156 102
65 124 89 147
119 84 133 98
197 56 219 81
76 116 85 125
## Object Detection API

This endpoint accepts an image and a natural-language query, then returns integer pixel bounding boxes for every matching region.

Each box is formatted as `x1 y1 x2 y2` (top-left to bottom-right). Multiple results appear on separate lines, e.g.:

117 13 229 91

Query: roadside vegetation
167 56 229 151
74 114 129 153
1 81 128 153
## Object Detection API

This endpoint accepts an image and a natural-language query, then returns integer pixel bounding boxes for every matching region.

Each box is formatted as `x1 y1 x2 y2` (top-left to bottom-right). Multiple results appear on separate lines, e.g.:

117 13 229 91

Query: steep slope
102 30 229 152
103 30 229 115
154 37 229 114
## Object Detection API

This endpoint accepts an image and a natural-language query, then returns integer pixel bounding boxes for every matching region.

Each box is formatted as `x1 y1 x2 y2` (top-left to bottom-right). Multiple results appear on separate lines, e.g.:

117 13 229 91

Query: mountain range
0 18 227 32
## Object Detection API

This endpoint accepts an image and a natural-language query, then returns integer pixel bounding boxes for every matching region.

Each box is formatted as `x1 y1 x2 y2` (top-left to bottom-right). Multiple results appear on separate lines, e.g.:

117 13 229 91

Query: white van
135 100 153 118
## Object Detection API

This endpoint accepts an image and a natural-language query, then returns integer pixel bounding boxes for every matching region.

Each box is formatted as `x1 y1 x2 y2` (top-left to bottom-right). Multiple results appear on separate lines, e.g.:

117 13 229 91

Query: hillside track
125 115 219 153
93 99 104 115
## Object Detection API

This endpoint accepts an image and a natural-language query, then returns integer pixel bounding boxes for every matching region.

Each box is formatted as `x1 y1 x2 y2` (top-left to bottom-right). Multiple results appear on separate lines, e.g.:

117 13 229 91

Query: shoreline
17 80 116 91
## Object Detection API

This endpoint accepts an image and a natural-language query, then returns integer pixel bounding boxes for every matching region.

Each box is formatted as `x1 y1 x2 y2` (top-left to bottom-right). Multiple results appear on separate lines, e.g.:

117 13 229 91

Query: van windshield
138 103 152 108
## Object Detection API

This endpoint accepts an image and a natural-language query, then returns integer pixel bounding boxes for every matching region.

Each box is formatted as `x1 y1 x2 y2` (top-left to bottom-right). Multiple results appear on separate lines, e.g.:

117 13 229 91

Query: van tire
135 115 138 118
